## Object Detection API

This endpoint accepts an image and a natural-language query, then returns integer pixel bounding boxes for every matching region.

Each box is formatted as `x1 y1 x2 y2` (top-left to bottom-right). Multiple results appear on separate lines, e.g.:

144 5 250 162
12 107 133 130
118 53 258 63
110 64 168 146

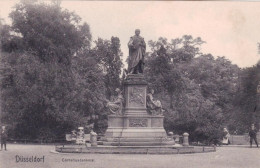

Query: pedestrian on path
222 127 230 145
0 125 7 151
249 124 258 148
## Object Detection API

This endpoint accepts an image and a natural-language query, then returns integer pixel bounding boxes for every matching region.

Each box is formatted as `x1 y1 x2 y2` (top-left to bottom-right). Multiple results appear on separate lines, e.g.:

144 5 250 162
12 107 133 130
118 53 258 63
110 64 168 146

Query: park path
0 144 260 168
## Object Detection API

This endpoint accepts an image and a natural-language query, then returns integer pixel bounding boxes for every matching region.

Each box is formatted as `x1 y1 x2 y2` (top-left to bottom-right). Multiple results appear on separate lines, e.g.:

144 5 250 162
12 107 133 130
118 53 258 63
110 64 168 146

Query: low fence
5 134 96 145
229 135 248 145
6 134 260 146
229 134 260 145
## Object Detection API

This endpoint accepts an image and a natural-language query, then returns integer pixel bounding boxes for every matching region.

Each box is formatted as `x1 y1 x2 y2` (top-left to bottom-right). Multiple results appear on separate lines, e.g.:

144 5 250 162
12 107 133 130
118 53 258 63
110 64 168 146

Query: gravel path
0 144 259 168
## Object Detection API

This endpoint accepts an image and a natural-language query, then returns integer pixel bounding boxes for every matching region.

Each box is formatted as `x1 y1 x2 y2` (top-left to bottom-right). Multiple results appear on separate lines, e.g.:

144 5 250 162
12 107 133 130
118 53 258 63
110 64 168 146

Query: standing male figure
1 126 7 151
249 124 259 148
128 29 146 74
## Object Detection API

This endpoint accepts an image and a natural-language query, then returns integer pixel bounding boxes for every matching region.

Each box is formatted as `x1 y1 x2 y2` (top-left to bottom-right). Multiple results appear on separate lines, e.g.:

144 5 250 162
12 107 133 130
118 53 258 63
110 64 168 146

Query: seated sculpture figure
146 89 163 115
106 88 124 115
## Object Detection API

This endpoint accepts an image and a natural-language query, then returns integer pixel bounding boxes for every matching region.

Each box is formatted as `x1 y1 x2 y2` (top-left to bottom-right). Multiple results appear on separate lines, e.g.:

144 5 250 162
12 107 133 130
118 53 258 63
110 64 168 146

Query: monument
56 30 216 154
103 29 174 146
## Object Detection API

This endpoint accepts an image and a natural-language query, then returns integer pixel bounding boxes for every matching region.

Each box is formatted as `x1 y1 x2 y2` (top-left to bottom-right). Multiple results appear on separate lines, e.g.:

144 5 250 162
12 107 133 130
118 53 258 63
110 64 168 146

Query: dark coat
249 129 257 138
1 130 7 141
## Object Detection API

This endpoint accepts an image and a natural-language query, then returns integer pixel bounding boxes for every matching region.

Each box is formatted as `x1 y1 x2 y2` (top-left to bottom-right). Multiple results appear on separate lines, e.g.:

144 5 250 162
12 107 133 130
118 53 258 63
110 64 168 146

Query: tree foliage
232 65 260 133
0 1 101 140
93 37 123 99
8 1 91 65
1 1 258 144
146 36 240 143
146 36 205 108
0 1 124 139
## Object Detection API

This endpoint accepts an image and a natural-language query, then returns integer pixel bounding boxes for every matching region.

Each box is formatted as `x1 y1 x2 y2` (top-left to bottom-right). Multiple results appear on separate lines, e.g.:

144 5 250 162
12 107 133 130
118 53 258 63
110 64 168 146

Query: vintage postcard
0 1 260 168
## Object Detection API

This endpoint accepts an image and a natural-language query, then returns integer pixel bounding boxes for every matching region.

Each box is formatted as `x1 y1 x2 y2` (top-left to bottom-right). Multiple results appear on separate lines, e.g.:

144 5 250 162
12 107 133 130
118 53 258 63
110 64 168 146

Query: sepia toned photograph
0 0 260 168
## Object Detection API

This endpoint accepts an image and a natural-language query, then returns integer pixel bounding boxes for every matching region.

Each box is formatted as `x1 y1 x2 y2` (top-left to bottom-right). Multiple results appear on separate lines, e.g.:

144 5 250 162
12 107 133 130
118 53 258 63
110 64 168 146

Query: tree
1 51 76 139
0 1 94 140
179 54 240 141
145 36 240 143
71 49 107 134
8 1 91 65
85 37 124 133
93 37 123 99
146 36 205 108
233 65 260 133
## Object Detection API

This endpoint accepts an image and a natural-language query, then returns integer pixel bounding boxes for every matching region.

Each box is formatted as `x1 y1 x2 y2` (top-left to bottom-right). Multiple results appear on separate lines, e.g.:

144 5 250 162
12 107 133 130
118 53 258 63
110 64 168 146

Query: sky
1 1 260 68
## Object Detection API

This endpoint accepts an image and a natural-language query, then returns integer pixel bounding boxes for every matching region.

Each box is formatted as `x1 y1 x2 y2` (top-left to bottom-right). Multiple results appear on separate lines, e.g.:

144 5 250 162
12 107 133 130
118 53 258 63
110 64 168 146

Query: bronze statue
146 89 163 115
106 88 124 115
128 29 146 74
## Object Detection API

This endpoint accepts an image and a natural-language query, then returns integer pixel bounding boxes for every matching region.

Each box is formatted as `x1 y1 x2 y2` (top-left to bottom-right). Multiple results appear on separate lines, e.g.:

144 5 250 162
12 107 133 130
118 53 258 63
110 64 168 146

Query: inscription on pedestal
129 87 145 107
129 118 148 127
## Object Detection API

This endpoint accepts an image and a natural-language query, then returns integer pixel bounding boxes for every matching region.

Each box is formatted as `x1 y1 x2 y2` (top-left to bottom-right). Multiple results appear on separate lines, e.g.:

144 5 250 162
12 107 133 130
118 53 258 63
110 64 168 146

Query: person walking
0 126 7 151
249 124 259 148
222 127 230 145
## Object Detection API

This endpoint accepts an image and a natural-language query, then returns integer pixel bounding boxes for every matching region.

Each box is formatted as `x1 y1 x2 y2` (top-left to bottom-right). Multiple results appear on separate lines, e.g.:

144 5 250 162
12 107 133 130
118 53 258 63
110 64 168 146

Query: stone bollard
90 131 97 147
183 132 189 146
168 132 174 139
168 132 175 145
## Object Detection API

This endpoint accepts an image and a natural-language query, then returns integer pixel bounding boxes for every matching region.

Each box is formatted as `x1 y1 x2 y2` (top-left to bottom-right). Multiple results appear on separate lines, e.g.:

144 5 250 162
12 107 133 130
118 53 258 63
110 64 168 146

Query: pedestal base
104 115 174 146
103 74 173 146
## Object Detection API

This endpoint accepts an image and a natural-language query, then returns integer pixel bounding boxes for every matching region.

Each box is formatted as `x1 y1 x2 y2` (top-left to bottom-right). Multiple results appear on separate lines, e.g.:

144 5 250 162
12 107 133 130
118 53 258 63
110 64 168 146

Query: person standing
1 126 7 151
222 127 230 145
249 124 259 148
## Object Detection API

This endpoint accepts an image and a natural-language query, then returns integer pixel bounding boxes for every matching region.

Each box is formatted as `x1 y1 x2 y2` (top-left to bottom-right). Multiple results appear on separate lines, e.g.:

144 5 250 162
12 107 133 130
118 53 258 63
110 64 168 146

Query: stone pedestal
90 131 97 147
183 132 189 146
104 74 174 146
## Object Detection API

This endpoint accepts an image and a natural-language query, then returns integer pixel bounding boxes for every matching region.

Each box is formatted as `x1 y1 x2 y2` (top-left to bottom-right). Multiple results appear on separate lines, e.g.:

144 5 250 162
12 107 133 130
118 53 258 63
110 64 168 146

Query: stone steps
103 141 175 146
55 145 216 154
